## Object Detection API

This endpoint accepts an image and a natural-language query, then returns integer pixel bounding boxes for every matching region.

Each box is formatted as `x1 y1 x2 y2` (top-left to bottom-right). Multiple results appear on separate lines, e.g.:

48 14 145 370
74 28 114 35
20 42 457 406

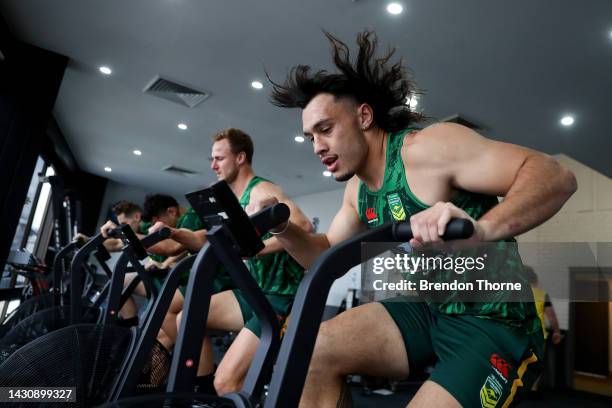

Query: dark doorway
571 268 610 378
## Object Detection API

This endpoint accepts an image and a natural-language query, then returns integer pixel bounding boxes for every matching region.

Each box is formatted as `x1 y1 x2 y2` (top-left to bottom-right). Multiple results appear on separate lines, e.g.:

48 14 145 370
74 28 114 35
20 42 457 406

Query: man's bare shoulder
343 176 360 208
402 122 485 164
404 122 460 145
252 179 278 192
251 179 285 199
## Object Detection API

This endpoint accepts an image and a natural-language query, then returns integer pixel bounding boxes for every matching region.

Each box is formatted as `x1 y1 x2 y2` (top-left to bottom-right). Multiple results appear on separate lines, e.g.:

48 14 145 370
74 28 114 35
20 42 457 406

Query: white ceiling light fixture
104 166 112 172
323 170 332 177
560 115 575 127
406 93 419 110
99 66 112 75
177 123 188 130
251 81 263 90
294 135 305 143
387 3 403 15
133 149 142 156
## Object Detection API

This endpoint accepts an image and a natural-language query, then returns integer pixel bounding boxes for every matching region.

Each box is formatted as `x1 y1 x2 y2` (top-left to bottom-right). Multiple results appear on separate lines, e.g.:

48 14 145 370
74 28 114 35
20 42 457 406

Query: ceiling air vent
144 76 209 108
162 165 198 177
441 114 484 130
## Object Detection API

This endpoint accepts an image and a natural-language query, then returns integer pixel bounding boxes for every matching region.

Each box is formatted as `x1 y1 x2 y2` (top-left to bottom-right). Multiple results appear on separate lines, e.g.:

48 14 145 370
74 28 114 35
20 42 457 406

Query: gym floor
349 384 612 407
574 373 612 397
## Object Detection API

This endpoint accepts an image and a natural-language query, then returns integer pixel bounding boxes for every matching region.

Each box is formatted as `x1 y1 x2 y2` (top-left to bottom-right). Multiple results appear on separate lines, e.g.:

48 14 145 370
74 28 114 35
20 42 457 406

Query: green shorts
177 268 192 297
149 271 170 294
147 267 233 298
149 275 187 296
233 290 293 338
176 268 237 296
380 298 544 408
151 276 164 293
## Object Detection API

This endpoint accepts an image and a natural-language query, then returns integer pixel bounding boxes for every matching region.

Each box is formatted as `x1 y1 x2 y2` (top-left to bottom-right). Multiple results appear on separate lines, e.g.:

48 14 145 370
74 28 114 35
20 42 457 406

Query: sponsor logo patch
365 207 379 224
480 374 502 408
386 193 406 221
490 353 512 381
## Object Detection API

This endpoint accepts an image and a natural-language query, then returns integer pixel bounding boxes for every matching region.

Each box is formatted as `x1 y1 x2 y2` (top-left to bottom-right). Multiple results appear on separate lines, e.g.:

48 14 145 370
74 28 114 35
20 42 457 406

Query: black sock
194 373 216 395
118 316 139 327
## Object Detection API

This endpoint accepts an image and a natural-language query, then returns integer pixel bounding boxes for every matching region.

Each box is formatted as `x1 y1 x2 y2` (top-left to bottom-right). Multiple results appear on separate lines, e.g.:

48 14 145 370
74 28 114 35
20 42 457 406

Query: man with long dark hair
256 31 577 407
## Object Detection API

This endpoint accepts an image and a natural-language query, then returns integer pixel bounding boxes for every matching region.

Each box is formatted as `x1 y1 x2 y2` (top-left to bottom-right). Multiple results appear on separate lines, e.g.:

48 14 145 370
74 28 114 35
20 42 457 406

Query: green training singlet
357 129 539 333
239 176 304 296
140 208 203 263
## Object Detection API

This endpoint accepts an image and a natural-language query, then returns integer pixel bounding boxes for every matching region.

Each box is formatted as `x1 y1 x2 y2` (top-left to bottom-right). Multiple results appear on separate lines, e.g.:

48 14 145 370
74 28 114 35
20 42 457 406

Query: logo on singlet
365 208 379 224
386 193 406 221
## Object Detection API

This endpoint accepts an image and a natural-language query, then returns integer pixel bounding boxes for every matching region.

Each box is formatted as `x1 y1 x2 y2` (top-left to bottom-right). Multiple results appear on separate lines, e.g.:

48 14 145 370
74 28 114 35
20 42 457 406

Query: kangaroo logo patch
480 374 502 408
387 193 406 221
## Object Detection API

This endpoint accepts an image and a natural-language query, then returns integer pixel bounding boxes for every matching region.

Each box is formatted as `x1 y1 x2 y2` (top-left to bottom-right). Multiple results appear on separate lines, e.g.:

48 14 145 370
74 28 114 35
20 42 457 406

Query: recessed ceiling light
177 123 188 130
323 170 332 177
104 166 112 172
560 115 575 127
387 3 403 15
294 135 305 143
99 66 112 75
406 94 419 110
251 81 263 90
133 149 142 156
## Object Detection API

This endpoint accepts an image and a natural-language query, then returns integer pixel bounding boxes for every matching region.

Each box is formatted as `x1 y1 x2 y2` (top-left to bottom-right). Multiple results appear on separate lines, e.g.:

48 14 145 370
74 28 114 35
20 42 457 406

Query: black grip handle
250 203 290 235
392 218 474 241
107 225 171 260
107 227 123 239
109 225 148 259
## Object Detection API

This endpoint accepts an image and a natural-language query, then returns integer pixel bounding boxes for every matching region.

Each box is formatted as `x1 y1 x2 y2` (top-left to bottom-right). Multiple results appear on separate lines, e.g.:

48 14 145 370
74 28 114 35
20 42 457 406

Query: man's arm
544 294 562 344
170 229 207 252
250 182 314 257
146 239 187 257
147 221 207 253
101 219 188 256
407 123 577 244
145 251 188 271
249 177 366 269
544 306 561 336
102 239 125 252
99 221 145 251
160 251 189 269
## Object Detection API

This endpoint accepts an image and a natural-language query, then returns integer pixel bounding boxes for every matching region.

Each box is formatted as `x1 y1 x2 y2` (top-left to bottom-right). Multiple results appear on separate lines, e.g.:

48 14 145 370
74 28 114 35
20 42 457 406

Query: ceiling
1 0 611 198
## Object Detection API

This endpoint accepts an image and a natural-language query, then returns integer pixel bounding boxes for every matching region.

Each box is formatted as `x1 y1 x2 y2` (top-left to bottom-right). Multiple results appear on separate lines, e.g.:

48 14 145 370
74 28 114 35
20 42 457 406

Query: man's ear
134 213 142 222
167 207 178 217
237 151 247 166
358 103 375 130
